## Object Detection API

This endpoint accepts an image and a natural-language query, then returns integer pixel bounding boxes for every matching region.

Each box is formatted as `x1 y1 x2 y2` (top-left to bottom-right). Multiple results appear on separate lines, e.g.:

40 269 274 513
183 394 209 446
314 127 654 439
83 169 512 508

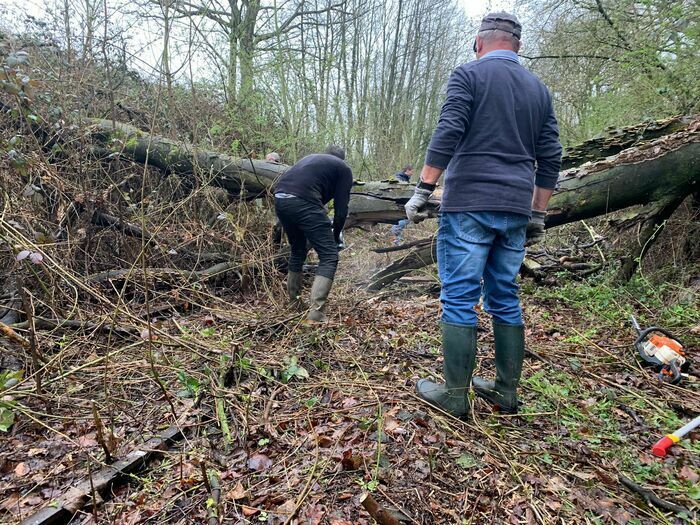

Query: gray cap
479 12 522 39
265 151 281 162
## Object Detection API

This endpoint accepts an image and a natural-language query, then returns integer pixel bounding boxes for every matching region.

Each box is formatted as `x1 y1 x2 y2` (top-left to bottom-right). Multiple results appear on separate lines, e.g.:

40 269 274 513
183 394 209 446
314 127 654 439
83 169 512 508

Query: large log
89 116 699 287
547 127 699 227
90 120 282 198
88 119 441 225
89 116 697 228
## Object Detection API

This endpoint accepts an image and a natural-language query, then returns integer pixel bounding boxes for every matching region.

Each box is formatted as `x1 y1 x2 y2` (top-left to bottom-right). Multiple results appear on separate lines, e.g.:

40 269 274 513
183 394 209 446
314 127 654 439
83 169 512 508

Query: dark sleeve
332 166 353 239
424 66 474 169
535 90 562 189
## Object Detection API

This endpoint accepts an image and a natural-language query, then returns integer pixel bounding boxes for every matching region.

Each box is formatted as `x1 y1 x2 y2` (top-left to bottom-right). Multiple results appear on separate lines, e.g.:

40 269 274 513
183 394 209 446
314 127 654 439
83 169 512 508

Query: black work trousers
275 197 339 279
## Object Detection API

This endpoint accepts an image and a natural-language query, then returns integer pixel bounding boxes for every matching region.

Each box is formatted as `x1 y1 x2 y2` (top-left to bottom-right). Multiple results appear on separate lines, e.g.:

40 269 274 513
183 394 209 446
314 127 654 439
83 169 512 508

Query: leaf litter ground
1 232 699 525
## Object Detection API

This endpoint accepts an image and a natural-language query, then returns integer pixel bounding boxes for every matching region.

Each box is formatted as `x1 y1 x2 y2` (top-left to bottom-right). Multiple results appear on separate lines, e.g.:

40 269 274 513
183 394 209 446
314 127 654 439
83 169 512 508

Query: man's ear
514 39 522 53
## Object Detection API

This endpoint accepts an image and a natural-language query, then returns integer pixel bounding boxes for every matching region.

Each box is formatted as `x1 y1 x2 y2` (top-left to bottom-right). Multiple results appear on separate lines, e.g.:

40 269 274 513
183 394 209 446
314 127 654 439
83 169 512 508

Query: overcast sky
3 0 521 81
460 0 516 18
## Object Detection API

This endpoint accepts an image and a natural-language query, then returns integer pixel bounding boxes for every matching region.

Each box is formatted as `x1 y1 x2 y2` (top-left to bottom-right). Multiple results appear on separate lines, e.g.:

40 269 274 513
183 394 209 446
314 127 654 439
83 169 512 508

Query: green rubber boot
472 322 525 414
416 323 477 418
307 275 333 323
287 272 304 309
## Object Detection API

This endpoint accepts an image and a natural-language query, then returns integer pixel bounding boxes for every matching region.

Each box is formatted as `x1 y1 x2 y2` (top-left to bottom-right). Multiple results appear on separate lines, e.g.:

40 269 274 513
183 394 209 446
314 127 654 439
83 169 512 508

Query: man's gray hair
478 28 520 50
325 145 346 160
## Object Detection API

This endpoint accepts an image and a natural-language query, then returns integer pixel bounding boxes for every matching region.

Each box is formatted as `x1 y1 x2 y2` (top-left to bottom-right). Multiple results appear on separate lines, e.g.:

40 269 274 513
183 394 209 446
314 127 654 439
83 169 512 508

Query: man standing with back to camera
405 13 562 417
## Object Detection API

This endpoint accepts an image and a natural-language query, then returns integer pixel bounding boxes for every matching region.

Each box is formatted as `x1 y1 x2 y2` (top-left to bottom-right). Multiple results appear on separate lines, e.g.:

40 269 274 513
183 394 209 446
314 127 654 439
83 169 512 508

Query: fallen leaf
241 505 259 516
1 493 20 511
329 518 353 525
341 397 358 408
22 495 44 507
299 503 326 525
341 450 362 471
275 499 297 516
14 463 29 477
679 465 699 483
247 453 272 471
77 433 98 447
383 417 401 433
226 481 247 501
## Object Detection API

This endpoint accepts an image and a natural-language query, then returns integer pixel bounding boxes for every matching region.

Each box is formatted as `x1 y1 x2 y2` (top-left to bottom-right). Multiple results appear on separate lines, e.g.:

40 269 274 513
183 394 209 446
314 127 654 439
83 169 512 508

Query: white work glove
525 210 546 246
337 231 346 250
404 182 435 223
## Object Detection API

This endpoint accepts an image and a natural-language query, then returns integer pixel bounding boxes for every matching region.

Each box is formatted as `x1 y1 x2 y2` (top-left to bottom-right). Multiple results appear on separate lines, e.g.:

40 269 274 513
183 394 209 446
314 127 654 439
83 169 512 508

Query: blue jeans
391 219 409 243
437 211 528 327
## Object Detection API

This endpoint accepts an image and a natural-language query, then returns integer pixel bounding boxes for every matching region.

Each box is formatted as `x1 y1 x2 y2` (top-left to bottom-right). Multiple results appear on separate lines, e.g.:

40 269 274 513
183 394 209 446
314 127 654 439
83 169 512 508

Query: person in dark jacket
391 164 414 245
274 146 353 322
405 12 562 417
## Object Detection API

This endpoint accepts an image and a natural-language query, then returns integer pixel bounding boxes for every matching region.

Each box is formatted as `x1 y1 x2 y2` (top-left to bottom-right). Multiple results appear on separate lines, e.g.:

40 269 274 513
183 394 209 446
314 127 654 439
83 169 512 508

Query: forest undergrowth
1 215 698 524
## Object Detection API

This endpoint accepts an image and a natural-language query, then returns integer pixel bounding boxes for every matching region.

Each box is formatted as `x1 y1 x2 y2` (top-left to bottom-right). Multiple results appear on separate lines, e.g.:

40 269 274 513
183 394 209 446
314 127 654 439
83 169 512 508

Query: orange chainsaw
631 316 689 384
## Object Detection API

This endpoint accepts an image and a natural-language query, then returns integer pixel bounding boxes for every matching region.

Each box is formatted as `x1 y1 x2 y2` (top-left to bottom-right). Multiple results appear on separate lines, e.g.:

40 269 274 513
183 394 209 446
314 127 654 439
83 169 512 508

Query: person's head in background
403 164 414 178
266 151 281 163
325 145 346 160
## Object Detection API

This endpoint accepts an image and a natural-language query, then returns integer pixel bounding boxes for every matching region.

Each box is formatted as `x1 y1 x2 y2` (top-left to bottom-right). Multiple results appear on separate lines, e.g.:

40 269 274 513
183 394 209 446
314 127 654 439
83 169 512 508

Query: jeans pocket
457 212 490 243
503 214 528 250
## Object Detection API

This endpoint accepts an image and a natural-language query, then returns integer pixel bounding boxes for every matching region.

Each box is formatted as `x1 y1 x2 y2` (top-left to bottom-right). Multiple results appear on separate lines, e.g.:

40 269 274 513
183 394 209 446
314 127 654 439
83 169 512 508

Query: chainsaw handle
658 361 682 384
634 326 684 348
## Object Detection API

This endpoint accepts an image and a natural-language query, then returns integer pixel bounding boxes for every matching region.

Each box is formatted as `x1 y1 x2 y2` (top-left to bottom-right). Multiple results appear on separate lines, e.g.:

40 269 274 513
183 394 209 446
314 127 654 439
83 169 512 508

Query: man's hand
405 183 435 223
525 210 546 246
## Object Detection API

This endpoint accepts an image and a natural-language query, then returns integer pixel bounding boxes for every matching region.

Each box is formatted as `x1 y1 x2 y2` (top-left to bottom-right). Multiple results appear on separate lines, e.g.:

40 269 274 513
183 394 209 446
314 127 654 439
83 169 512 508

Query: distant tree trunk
63 0 72 61
161 0 174 109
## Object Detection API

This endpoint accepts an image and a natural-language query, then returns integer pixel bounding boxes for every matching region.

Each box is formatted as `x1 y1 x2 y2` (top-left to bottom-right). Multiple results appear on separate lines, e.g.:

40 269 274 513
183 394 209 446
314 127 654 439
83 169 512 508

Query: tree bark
89 119 282 198
560 114 696 170
547 132 699 228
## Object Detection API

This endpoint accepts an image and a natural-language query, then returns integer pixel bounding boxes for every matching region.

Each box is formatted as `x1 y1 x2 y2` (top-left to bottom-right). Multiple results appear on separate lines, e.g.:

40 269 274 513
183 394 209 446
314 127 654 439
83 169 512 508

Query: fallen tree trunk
546 129 699 227
90 120 284 198
89 116 696 228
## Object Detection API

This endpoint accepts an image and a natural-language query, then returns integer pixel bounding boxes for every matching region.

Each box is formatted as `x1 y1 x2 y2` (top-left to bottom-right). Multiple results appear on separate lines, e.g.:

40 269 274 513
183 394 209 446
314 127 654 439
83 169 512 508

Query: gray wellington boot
472 322 525 414
416 323 477 418
287 272 304 309
307 276 333 323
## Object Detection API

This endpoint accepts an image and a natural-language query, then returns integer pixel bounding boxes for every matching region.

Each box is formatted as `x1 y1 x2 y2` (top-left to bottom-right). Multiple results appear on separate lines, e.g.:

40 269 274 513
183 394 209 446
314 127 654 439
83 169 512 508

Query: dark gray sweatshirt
425 50 562 216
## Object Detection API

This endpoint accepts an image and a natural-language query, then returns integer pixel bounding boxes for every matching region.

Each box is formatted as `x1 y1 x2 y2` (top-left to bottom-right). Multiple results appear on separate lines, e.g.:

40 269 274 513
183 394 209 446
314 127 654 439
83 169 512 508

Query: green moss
124 136 140 150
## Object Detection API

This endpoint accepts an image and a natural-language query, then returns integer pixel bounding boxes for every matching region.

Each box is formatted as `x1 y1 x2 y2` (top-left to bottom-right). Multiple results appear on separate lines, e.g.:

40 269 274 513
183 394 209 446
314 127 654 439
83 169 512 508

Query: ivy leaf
6 51 29 67
0 406 15 432
455 453 478 469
